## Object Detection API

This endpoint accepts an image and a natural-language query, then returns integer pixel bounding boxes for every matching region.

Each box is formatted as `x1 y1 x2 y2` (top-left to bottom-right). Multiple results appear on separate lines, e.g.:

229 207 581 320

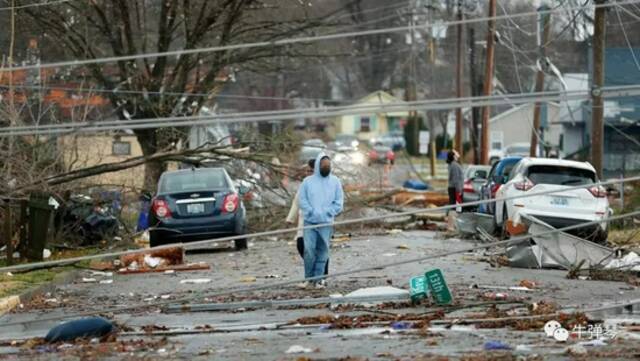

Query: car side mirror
238 186 249 196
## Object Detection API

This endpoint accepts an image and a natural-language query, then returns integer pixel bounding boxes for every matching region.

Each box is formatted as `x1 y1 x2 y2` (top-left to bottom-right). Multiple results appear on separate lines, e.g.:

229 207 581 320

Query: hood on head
314 152 331 177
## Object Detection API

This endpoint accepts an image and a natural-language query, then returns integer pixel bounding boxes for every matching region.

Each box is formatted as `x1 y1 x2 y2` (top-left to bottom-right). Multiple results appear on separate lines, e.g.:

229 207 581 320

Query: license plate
550 197 569 206
187 203 205 214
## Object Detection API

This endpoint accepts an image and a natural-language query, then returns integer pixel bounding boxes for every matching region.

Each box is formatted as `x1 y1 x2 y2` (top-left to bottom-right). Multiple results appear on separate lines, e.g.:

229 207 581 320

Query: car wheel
492 204 501 236
592 228 609 245
149 230 163 248
500 206 510 240
234 238 248 250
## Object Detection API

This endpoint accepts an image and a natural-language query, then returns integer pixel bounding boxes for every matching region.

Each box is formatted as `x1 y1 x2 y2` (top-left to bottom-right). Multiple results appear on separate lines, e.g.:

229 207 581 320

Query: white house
330 91 410 140
488 102 563 153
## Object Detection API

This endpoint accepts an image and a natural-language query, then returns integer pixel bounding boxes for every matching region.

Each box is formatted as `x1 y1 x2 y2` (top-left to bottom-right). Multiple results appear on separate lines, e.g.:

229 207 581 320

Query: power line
1 0 638 73
0 47 413 104
3 207 639 327
0 0 71 11
1 174 638 275
3 85 640 136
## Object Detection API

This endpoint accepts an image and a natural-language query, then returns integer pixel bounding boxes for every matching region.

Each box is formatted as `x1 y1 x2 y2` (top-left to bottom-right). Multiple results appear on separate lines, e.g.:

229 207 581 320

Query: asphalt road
2 229 640 360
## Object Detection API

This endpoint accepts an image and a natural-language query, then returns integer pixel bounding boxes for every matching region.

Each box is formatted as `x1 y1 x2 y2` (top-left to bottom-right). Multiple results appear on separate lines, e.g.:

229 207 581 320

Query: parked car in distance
148 168 247 250
329 144 366 166
368 143 395 166
334 134 360 150
369 131 406 151
494 158 610 243
462 165 492 207
504 142 543 158
479 156 523 215
299 138 326 161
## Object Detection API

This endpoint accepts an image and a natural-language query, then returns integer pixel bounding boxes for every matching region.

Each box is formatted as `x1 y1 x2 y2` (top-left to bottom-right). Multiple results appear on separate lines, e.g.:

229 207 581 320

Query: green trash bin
26 193 53 261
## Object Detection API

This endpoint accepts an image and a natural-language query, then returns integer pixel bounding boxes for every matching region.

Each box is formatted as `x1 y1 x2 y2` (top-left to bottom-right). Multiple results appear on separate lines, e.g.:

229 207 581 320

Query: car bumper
463 192 480 203
515 210 607 237
153 212 246 242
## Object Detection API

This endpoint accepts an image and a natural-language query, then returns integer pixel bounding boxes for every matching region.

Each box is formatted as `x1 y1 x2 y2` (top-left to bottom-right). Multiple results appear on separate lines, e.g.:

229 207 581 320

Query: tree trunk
135 128 166 192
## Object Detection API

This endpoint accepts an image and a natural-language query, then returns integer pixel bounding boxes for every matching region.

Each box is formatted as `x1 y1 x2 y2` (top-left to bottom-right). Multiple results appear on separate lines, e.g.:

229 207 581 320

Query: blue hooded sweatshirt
299 152 344 225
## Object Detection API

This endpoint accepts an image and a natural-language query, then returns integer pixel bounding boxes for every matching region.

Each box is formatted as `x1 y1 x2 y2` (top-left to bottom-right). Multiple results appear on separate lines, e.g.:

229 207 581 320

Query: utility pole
427 3 437 178
592 0 606 178
468 25 480 165
530 5 552 157
480 0 496 165
455 2 464 156
406 2 418 154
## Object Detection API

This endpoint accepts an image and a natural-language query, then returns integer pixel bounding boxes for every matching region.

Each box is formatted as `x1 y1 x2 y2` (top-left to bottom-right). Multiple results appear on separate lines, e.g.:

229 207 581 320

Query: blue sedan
148 168 247 250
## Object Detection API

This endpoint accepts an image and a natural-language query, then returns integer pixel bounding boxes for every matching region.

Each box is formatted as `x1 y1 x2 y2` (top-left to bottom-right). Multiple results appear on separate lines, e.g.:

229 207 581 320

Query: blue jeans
302 225 332 279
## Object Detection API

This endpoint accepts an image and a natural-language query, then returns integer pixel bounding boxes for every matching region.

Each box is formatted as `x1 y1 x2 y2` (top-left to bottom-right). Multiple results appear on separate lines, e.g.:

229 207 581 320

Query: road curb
0 269 81 316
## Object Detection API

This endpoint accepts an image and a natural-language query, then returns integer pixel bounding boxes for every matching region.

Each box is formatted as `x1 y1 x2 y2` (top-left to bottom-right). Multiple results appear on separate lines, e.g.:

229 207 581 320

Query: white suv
494 158 610 243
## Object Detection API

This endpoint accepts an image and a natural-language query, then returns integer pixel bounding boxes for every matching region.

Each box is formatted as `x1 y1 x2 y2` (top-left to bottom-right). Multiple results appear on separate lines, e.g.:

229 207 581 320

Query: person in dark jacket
446 150 464 219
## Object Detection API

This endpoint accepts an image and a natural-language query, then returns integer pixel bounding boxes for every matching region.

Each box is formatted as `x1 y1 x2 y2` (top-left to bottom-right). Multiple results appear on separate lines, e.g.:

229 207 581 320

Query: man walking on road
286 159 330 275
298 153 344 289
446 150 464 231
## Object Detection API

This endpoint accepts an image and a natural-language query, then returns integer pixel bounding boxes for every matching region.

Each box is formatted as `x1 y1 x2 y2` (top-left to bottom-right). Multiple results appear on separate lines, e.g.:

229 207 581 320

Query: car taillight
589 185 607 198
222 193 239 213
464 180 474 193
369 150 378 159
386 150 395 161
514 178 535 191
152 199 171 218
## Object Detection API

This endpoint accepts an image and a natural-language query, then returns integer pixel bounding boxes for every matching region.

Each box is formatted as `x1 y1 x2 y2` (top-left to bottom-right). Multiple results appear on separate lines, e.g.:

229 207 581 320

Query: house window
112 141 131 156
360 117 371 132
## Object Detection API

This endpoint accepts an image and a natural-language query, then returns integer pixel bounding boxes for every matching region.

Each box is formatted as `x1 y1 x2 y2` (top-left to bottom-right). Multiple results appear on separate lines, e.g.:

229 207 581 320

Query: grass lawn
0 247 98 298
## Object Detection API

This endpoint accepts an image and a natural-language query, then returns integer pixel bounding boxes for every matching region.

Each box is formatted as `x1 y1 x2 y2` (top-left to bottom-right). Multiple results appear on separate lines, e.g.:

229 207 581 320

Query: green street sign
425 269 453 305
410 276 427 301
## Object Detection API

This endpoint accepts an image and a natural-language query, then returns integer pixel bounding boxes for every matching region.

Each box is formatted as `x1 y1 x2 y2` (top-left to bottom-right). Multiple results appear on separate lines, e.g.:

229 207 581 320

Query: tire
500 206 510 240
149 230 163 248
592 228 609 245
235 238 248 250
492 204 501 236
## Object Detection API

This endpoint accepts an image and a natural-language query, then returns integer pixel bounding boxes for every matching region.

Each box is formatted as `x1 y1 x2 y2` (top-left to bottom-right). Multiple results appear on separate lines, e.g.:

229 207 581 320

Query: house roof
353 90 404 105
489 102 560 124
346 90 409 117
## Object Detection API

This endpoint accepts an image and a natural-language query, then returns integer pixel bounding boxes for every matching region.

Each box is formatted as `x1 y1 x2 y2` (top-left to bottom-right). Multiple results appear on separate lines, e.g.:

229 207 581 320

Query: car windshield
502 162 519 180
527 165 595 186
160 170 228 193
